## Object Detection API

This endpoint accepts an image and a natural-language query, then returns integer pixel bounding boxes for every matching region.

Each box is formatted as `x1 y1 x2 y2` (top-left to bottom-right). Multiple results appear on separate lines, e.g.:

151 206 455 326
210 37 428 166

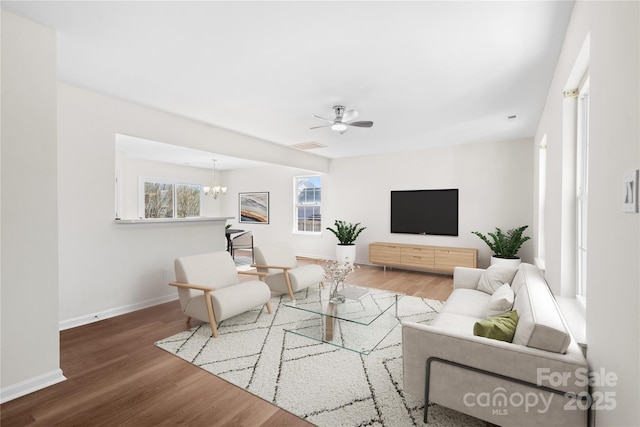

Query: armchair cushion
211 281 271 320
254 243 297 272
287 264 325 291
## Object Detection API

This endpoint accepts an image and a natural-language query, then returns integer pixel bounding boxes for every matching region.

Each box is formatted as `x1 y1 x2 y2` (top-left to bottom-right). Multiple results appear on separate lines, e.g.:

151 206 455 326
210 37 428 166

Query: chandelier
204 159 227 199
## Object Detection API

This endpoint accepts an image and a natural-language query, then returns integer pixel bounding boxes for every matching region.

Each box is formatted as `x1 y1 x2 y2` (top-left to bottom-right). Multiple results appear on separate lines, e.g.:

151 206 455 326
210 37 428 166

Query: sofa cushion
473 310 519 342
512 264 571 353
440 288 491 319
486 283 515 317
477 265 518 294
431 312 482 335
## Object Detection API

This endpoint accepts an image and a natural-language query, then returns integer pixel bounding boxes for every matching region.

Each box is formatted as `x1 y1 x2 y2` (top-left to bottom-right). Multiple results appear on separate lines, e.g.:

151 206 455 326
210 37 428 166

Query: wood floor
1 259 453 427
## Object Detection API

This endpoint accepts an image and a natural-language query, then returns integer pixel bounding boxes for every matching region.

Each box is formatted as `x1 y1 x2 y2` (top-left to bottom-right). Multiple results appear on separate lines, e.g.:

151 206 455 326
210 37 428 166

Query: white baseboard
59 293 178 330
1 368 67 404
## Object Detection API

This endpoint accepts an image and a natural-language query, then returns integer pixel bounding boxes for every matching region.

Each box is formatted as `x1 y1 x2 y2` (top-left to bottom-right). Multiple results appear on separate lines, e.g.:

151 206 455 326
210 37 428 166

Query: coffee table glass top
283 285 403 354
283 285 400 325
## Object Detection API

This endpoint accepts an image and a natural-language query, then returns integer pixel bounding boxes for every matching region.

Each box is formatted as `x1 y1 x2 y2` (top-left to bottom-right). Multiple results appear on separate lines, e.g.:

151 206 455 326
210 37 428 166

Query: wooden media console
369 242 477 274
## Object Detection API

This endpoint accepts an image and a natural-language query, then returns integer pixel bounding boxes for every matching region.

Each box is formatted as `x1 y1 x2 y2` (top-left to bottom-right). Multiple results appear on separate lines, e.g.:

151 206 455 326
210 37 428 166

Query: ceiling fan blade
342 109 359 122
310 124 332 130
312 114 334 123
347 121 374 128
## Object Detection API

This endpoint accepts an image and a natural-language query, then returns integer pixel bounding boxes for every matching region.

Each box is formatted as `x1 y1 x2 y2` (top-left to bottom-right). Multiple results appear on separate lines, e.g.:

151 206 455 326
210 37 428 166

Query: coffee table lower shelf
283 286 403 355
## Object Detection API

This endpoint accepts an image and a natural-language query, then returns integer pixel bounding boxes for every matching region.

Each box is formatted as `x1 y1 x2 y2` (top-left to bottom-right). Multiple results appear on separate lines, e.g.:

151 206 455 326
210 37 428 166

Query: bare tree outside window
143 181 202 219
145 182 174 218
176 184 201 218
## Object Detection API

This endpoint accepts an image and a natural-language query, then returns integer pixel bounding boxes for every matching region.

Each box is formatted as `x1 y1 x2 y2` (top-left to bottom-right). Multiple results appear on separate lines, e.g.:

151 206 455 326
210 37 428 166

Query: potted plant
472 225 531 268
326 220 366 264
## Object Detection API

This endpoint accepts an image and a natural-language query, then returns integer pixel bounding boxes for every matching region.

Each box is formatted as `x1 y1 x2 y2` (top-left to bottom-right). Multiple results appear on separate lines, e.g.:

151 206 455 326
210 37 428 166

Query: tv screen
391 189 459 236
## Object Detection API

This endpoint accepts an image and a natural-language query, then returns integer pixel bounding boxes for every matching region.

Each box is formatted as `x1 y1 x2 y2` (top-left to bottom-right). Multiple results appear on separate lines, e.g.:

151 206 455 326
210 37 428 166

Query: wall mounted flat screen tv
391 189 459 236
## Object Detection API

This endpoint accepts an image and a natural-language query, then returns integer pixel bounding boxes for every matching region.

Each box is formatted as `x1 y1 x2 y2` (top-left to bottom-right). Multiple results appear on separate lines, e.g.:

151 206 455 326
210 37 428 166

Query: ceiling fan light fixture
331 122 348 132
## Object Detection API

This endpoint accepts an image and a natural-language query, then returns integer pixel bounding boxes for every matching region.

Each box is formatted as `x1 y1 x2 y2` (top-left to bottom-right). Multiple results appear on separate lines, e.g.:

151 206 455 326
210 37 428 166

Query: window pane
176 184 201 218
144 182 174 218
297 177 321 204
297 206 321 232
295 175 321 233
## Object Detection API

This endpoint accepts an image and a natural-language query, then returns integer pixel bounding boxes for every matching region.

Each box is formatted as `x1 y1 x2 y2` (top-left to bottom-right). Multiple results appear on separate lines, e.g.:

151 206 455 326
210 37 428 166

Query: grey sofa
402 263 589 426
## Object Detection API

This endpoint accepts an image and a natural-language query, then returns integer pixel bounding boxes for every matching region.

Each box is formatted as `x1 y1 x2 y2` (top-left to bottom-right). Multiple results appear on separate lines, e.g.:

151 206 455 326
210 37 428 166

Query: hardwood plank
0 259 453 426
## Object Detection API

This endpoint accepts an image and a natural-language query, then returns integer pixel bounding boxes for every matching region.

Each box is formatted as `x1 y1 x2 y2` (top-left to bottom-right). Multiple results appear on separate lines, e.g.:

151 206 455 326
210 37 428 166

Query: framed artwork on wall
239 192 270 224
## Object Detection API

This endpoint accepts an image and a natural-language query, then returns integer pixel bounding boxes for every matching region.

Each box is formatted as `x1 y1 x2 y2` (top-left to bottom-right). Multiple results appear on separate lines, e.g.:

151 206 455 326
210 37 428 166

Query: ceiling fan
310 105 373 134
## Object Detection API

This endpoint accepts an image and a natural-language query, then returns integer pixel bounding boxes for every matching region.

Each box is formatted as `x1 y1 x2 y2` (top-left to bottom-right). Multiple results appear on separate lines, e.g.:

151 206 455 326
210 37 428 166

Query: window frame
138 176 204 219
576 75 590 306
293 175 322 235
537 134 547 269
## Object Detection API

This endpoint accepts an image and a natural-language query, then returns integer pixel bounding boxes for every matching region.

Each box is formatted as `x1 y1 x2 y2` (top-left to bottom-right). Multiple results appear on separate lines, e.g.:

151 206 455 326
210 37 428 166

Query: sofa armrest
401 320 588 400
453 266 484 289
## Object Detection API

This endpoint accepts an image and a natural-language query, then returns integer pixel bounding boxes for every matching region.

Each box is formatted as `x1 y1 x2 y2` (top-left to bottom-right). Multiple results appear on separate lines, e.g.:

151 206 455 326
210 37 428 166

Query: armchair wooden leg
203 290 219 338
284 272 295 301
265 301 272 314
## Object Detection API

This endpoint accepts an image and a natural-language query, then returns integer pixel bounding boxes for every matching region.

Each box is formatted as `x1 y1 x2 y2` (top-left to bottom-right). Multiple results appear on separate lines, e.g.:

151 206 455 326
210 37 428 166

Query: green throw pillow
473 310 519 343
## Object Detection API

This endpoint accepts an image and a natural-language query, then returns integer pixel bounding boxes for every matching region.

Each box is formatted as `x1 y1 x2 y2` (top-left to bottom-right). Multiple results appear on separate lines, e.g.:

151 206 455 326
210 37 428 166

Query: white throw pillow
478 265 518 294
486 283 515 317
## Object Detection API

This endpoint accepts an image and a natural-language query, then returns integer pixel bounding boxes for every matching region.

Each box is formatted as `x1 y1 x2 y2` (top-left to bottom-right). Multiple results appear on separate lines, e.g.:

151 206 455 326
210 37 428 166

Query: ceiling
3 1 574 169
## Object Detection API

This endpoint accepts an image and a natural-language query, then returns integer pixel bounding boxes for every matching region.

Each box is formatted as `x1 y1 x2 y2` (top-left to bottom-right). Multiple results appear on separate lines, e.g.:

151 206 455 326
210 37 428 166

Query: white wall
219 138 534 267
57 84 326 326
534 1 639 424
0 12 64 400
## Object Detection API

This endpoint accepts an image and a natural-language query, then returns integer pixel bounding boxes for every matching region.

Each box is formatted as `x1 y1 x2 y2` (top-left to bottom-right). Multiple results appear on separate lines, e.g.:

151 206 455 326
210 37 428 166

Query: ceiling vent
290 141 327 151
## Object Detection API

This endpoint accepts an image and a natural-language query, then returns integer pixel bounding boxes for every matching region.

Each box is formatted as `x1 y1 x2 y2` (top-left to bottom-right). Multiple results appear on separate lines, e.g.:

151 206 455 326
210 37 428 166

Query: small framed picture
239 192 269 223
623 170 639 213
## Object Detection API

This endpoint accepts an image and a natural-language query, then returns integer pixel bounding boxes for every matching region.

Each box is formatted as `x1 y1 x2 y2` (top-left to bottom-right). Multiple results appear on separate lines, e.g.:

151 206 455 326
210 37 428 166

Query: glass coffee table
283 285 403 355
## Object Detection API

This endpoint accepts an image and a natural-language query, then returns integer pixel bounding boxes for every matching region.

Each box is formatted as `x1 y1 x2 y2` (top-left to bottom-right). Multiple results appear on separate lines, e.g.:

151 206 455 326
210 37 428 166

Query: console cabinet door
400 247 435 269
369 243 401 265
434 249 476 272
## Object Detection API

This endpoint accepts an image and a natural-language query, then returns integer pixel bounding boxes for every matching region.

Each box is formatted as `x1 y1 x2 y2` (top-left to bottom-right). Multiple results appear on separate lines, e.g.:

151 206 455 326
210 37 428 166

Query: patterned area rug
155 289 484 427
233 255 254 271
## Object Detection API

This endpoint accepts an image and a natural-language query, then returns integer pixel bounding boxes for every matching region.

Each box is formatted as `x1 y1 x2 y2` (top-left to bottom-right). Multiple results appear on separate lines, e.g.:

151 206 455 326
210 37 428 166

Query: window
295 175 321 233
140 179 202 219
576 76 590 304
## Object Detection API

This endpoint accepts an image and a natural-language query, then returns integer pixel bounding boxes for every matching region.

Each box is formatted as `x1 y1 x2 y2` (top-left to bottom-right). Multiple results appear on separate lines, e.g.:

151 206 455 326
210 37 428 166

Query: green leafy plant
326 220 366 245
471 225 531 259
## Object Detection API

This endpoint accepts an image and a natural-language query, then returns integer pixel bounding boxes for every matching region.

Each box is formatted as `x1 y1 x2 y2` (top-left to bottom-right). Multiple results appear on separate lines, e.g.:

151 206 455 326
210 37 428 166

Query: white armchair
170 251 272 337
252 242 325 300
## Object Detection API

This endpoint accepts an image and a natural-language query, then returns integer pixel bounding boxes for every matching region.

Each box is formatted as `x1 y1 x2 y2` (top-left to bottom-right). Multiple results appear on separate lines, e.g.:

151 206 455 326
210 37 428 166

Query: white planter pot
490 256 521 269
336 244 356 265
